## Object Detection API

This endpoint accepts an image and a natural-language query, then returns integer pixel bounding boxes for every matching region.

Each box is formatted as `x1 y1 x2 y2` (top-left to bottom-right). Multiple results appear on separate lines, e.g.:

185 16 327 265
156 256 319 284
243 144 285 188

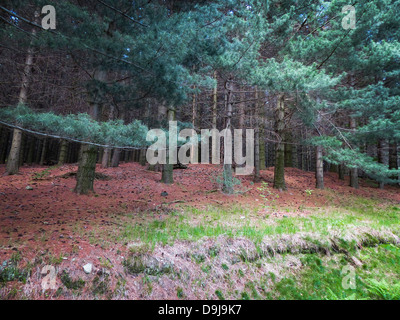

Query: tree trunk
161 107 175 184
389 143 399 185
58 139 69 165
254 87 261 182
74 145 97 194
26 136 35 165
102 148 111 168
377 140 385 189
111 148 121 167
284 132 293 167
222 81 234 194
0 127 10 164
40 138 47 166
74 69 106 194
315 145 324 189
273 94 286 190
212 71 218 163
6 12 38 175
139 148 147 166
349 117 359 189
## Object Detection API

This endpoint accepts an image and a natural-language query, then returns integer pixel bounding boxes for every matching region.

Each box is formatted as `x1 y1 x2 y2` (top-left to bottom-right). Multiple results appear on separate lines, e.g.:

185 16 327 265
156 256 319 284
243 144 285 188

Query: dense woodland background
0 0 399 194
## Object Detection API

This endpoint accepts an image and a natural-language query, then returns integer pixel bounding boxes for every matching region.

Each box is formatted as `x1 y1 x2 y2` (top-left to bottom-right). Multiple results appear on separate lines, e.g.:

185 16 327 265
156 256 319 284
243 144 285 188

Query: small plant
177 287 184 299
60 270 85 290
305 189 314 196
215 289 225 300
257 182 279 209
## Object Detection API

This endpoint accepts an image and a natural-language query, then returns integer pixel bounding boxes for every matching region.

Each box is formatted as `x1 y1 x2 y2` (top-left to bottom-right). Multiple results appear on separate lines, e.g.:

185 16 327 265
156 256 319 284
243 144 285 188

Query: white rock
83 263 93 274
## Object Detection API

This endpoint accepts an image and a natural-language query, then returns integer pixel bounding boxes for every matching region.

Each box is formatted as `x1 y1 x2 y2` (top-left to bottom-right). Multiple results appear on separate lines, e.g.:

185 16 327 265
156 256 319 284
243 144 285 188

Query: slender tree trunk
111 149 121 167
338 164 345 180
254 87 261 182
26 136 35 165
349 117 359 189
139 148 147 166
389 143 398 185
161 107 175 184
0 127 10 164
6 12 39 175
273 94 286 190
377 140 385 189
259 94 266 170
222 80 234 194
212 71 218 162
39 138 47 166
102 148 111 168
315 145 324 189
284 132 293 167
58 139 69 165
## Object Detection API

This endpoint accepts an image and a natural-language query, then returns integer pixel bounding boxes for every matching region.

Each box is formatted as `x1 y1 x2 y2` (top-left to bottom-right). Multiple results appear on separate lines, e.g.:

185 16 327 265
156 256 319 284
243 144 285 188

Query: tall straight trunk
284 132 293 167
139 148 147 166
212 71 218 162
222 81 234 194
377 140 385 189
111 149 121 167
161 107 175 184
338 164 345 180
74 70 106 194
349 117 359 189
58 139 69 165
259 94 266 170
102 148 111 168
254 87 261 182
273 94 286 190
0 127 10 164
6 12 39 175
315 145 324 189
39 138 47 166
389 143 399 185
26 136 35 165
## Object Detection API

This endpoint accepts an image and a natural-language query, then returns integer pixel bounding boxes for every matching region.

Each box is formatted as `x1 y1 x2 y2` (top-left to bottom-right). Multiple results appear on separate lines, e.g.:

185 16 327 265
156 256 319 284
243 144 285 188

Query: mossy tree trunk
74 145 97 194
74 69 106 194
273 94 286 190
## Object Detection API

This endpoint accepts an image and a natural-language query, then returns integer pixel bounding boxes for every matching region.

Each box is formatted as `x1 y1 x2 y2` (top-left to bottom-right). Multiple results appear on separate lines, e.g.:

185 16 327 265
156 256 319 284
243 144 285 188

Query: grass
118 196 400 246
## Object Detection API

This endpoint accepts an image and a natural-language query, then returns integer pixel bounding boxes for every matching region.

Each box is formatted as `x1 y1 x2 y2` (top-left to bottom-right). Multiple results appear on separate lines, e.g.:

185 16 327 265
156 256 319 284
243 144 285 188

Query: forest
0 0 400 302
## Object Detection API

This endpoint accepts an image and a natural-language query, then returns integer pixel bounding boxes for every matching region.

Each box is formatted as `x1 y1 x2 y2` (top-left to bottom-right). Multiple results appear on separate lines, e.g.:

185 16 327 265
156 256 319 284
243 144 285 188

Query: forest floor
0 162 400 300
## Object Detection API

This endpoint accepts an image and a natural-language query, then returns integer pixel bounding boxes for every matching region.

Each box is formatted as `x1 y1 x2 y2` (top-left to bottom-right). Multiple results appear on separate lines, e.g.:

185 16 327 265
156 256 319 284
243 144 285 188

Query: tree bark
273 94 286 190
315 145 324 189
58 139 69 165
111 148 121 167
102 148 111 168
349 117 359 189
74 69 106 194
74 145 97 194
254 87 261 182
6 12 39 175
161 107 175 184
222 80 234 194
39 138 47 166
